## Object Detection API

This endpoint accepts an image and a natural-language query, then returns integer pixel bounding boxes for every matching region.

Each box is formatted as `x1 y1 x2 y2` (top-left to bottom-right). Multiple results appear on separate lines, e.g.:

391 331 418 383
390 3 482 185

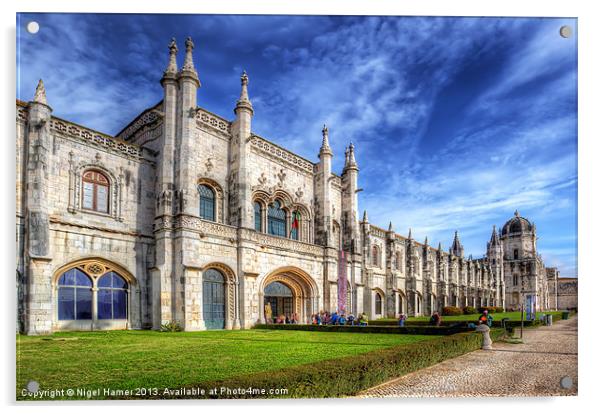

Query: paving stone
358 315 578 398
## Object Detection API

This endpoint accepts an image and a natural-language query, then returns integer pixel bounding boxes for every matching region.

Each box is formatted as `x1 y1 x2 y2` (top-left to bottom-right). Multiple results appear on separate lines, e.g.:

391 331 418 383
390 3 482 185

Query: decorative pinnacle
424 236 428 246
362 210 368 222
32 79 47 105
438 242 442 251
182 36 195 70
514 209 520 217
164 38 178 76
408 228 412 239
320 123 332 155
236 70 253 114
348 142 358 169
344 145 350 166
388 221 393 232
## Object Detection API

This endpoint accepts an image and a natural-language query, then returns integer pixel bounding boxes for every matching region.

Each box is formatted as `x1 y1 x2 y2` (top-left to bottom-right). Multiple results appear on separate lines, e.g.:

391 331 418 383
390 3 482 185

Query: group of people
271 313 299 324
311 311 369 326
264 304 494 328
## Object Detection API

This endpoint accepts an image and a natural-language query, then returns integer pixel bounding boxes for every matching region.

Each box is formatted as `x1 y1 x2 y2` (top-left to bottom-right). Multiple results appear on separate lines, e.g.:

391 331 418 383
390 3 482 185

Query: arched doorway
260 267 318 324
264 281 293 322
203 268 225 329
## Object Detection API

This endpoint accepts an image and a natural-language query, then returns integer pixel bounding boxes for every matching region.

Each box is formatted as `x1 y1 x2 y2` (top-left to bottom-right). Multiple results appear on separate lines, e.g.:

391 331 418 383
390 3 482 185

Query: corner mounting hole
26 21 40 34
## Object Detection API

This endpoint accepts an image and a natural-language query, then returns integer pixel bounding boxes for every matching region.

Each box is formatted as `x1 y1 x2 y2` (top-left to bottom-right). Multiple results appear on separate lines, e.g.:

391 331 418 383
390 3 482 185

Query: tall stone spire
164 38 178 77
32 79 48 105
388 221 393 232
362 210 368 222
408 228 412 240
451 230 464 257
438 241 442 251
424 236 428 247
344 145 350 168
489 224 500 246
320 124 332 154
514 209 520 217
235 71 253 114
348 142 358 169
178 36 200 86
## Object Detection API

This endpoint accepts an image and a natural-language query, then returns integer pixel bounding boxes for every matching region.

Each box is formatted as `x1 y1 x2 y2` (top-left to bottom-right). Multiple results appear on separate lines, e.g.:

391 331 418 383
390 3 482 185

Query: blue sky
16 14 578 277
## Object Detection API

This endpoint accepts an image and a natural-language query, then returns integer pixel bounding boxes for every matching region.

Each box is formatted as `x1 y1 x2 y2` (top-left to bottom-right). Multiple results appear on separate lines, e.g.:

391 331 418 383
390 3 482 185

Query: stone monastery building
16 37 562 334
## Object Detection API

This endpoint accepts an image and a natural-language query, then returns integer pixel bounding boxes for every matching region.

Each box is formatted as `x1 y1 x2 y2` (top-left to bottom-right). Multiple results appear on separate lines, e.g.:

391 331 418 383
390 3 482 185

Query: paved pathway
359 315 578 397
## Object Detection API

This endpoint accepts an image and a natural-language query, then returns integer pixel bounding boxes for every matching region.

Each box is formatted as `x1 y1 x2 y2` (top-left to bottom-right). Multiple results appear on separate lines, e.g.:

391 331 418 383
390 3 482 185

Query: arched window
290 210 300 240
513 274 519 286
97 272 128 320
372 245 380 267
254 201 262 232
396 251 402 271
198 184 215 221
513 249 519 260
57 269 92 320
82 170 109 213
398 293 403 314
375 291 383 315
268 200 286 237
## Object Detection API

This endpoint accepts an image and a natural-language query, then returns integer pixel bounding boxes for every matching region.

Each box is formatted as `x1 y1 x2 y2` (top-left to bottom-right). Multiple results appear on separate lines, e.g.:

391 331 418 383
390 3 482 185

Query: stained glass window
254 201 262 231
268 200 286 237
82 170 109 213
57 269 92 320
198 184 215 221
97 272 128 320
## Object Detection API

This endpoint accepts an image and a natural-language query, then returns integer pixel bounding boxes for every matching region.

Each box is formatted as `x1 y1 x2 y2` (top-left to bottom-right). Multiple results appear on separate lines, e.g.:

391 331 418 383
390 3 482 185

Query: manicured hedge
443 306 463 316
141 329 505 399
478 306 504 313
253 323 473 335
463 306 478 314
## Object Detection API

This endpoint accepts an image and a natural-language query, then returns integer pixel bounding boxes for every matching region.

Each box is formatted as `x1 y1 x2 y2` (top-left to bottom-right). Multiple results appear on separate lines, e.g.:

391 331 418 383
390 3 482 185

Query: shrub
477 306 504 314
136 329 505 400
463 306 477 314
442 306 463 316
253 323 471 336
160 320 182 332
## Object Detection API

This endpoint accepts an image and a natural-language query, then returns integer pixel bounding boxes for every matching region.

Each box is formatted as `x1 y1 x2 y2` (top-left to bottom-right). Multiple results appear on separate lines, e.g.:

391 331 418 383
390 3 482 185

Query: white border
2 1 600 414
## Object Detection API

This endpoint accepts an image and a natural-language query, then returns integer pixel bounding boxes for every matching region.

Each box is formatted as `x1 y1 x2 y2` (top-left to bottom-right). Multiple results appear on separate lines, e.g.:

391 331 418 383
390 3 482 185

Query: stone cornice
249 134 315 175
49 117 144 160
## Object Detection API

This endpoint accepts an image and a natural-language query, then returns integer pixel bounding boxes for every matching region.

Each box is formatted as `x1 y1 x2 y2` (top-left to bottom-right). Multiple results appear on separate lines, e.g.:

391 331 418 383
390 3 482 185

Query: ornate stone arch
201 262 237 326
68 153 124 221
259 266 319 323
197 177 225 223
52 256 136 286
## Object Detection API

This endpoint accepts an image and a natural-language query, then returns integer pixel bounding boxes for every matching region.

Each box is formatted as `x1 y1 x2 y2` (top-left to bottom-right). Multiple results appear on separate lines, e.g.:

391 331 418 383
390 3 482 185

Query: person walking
398 313 407 327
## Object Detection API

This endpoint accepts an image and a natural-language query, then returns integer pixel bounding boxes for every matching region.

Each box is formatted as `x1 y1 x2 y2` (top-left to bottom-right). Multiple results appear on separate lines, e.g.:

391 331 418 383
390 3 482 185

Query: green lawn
378 310 565 322
17 329 436 397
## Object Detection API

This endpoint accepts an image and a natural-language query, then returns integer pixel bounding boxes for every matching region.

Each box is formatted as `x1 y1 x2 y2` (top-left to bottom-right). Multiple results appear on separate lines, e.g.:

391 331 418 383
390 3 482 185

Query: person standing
398 314 407 327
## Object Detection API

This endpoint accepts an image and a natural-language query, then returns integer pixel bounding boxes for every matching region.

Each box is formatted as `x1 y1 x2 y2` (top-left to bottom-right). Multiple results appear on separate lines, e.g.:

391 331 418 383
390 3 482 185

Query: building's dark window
198 184 215 221
513 274 519 286
254 202 262 232
513 249 519 260
97 272 128 320
398 293 403 314
57 269 92 320
268 200 286 237
82 170 109 213
375 292 383 314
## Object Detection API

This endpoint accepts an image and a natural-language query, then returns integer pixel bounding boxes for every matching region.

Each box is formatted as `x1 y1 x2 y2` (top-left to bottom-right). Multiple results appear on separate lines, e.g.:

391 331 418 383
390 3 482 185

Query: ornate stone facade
16 38 566 334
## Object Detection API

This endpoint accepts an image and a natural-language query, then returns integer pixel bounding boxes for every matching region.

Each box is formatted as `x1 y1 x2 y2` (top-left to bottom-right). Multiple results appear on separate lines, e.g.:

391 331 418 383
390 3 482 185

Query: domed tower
500 210 545 312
